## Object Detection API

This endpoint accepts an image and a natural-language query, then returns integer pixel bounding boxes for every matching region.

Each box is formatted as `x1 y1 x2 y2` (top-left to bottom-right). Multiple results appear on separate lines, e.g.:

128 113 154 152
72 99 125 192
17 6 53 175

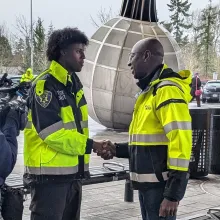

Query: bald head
128 38 164 79
132 38 164 57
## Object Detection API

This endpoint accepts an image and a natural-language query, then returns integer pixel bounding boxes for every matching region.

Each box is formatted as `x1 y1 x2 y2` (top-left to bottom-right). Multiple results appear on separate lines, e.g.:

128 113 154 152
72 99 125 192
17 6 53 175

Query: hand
93 140 116 160
92 141 104 154
0 106 10 128
6 108 27 131
19 109 28 130
159 198 179 217
99 140 116 160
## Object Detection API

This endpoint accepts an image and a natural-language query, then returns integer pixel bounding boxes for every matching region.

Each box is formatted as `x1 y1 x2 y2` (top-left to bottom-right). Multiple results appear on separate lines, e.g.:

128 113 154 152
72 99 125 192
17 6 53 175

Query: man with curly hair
23 28 105 220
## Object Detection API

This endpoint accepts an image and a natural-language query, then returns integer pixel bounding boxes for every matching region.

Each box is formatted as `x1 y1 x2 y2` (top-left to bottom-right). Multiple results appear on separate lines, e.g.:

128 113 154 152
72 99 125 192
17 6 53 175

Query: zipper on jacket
70 91 85 178
67 76 85 178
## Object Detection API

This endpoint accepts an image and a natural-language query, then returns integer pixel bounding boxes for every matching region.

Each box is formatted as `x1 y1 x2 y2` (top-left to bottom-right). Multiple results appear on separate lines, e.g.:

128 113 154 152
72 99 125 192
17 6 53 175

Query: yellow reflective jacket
20 68 34 83
24 61 92 181
116 64 192 201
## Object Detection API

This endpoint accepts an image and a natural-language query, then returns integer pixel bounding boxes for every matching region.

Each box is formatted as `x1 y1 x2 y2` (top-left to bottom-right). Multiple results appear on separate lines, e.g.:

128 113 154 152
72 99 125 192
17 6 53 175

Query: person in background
20 68 34 83
0 73 12 87
191 72 201 107
97 38 193 220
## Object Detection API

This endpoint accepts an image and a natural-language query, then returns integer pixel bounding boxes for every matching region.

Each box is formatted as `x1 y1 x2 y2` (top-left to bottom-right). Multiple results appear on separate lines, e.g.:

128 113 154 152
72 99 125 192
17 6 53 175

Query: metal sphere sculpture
79 0 184 129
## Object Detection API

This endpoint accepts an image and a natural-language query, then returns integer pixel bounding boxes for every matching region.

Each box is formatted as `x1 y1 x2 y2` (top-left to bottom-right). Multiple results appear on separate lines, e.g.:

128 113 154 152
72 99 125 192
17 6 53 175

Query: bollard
124 179 134 202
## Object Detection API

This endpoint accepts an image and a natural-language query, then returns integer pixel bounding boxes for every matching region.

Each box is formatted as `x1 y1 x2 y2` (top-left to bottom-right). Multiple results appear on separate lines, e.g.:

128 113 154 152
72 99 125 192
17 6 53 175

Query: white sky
0 0 219 37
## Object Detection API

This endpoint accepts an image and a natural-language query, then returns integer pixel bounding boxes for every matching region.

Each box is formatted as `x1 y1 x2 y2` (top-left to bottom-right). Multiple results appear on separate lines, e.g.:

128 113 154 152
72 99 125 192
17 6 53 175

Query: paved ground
21 176 220 220
10 104 220 219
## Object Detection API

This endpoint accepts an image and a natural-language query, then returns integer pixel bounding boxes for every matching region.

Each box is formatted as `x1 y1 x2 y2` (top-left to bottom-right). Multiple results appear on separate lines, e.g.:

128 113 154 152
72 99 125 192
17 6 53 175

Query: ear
143 50 151 62
60 49 67 56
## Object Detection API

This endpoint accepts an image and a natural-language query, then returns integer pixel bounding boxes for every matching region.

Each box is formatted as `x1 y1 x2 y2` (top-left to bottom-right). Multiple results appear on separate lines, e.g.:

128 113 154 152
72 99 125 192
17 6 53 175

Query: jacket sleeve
155 86 192 201
20 74 25 82
197 77 202 88
0 118 18 180
31 82 93 156
115 142 129 158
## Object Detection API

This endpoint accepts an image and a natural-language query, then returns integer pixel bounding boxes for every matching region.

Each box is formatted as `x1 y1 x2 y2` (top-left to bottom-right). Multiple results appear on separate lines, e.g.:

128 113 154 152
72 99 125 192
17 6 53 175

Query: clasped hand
93 140 116 160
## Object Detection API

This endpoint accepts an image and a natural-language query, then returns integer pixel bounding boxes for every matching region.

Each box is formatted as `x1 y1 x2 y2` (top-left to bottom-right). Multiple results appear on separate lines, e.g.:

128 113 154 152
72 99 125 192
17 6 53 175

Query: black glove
6 108 27 131
19 109 28 130
0 106 11 129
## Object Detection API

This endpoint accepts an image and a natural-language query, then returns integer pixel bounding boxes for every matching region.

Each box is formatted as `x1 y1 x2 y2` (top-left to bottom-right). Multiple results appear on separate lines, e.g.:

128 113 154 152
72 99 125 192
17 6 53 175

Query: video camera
0 73 31 114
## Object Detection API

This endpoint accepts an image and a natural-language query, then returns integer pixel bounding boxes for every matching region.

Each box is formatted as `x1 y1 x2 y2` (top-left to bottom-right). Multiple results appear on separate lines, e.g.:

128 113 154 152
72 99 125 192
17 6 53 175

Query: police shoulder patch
35 90 52 108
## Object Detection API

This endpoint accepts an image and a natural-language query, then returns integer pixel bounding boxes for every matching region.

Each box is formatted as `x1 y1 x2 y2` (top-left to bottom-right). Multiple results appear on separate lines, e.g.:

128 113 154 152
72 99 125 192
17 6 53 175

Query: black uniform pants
30 180 82 220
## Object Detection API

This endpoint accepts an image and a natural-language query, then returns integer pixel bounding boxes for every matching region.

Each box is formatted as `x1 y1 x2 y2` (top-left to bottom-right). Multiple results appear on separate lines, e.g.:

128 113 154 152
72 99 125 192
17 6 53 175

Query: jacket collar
49 60 70 86
137 64 165 91
49 60 83 92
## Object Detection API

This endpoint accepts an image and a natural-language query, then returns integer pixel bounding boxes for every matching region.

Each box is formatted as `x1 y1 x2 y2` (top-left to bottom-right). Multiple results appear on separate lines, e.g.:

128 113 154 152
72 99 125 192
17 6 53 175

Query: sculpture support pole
120 0 158 22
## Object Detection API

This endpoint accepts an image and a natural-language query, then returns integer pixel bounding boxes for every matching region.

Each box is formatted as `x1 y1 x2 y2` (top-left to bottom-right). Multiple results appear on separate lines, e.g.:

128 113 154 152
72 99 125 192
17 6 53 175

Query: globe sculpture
79 0 185 129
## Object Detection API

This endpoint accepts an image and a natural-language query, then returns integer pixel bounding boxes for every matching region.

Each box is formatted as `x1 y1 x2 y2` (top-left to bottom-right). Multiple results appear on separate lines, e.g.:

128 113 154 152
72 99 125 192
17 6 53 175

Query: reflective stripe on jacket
128 64 192 201
24 61 92 178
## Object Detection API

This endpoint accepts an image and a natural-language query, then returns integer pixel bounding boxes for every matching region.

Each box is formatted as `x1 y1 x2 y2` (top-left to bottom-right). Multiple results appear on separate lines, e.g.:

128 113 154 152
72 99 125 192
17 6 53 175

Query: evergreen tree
0 35 12 58
160 21 173 33
196 0 218 76
167 0 192 45
15 38 25 55
47 22 54 38
34 17 45 53
13 38 25 66
0 30 12 67
33 17 47 73
23 36 31 70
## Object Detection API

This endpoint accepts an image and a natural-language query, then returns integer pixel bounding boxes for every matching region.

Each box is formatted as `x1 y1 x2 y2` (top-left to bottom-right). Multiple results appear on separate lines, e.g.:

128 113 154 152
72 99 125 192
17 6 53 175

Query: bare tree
90 7 115 28
14 15 31 39
12 15 32 71
12 16 52 74
181 42 201 72
213 4 220 53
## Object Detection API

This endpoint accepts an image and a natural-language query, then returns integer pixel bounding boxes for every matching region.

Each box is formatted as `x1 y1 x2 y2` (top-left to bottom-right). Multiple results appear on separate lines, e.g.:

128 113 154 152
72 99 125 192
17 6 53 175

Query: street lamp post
30 0 34 72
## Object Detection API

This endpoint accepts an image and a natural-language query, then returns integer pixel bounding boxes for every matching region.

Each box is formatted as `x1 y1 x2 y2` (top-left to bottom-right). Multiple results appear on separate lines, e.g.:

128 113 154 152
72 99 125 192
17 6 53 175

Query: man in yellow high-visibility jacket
99 38 193 220
24 28 105 220
20 68 34 83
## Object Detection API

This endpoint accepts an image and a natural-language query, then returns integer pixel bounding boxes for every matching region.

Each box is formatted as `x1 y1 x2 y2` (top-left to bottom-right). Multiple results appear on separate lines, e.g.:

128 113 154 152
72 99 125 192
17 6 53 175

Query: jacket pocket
40 146 57 165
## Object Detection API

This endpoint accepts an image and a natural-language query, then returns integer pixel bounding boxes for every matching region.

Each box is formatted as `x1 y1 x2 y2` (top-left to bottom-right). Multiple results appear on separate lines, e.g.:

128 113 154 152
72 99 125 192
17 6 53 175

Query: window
206 82 220 88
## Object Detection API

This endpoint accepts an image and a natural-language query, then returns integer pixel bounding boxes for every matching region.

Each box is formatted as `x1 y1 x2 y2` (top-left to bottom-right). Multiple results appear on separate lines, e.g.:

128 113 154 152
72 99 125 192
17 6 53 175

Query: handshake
93 140 116 160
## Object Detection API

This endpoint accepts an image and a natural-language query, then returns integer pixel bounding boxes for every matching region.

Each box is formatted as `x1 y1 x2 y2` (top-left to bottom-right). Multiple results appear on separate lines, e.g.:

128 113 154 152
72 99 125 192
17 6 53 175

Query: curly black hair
46 27 89 62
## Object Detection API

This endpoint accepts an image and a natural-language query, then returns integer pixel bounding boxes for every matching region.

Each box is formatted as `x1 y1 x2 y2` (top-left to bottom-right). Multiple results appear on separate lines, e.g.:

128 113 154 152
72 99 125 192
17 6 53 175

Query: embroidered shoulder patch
35 90 52 108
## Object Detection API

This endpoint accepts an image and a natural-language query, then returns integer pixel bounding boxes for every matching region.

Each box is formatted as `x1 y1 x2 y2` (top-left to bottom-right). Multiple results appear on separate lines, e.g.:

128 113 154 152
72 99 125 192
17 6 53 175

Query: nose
128 54 132 66
82 52 85 60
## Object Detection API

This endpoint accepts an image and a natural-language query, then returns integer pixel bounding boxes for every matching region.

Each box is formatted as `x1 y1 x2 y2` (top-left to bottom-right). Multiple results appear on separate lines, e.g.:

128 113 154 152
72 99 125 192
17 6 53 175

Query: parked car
9 75 22 85
201 80 208 90
202 80 220 103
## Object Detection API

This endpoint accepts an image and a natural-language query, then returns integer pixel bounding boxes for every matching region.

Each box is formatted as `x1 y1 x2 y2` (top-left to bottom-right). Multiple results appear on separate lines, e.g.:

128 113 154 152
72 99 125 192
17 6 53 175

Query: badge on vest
35 90 52 108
